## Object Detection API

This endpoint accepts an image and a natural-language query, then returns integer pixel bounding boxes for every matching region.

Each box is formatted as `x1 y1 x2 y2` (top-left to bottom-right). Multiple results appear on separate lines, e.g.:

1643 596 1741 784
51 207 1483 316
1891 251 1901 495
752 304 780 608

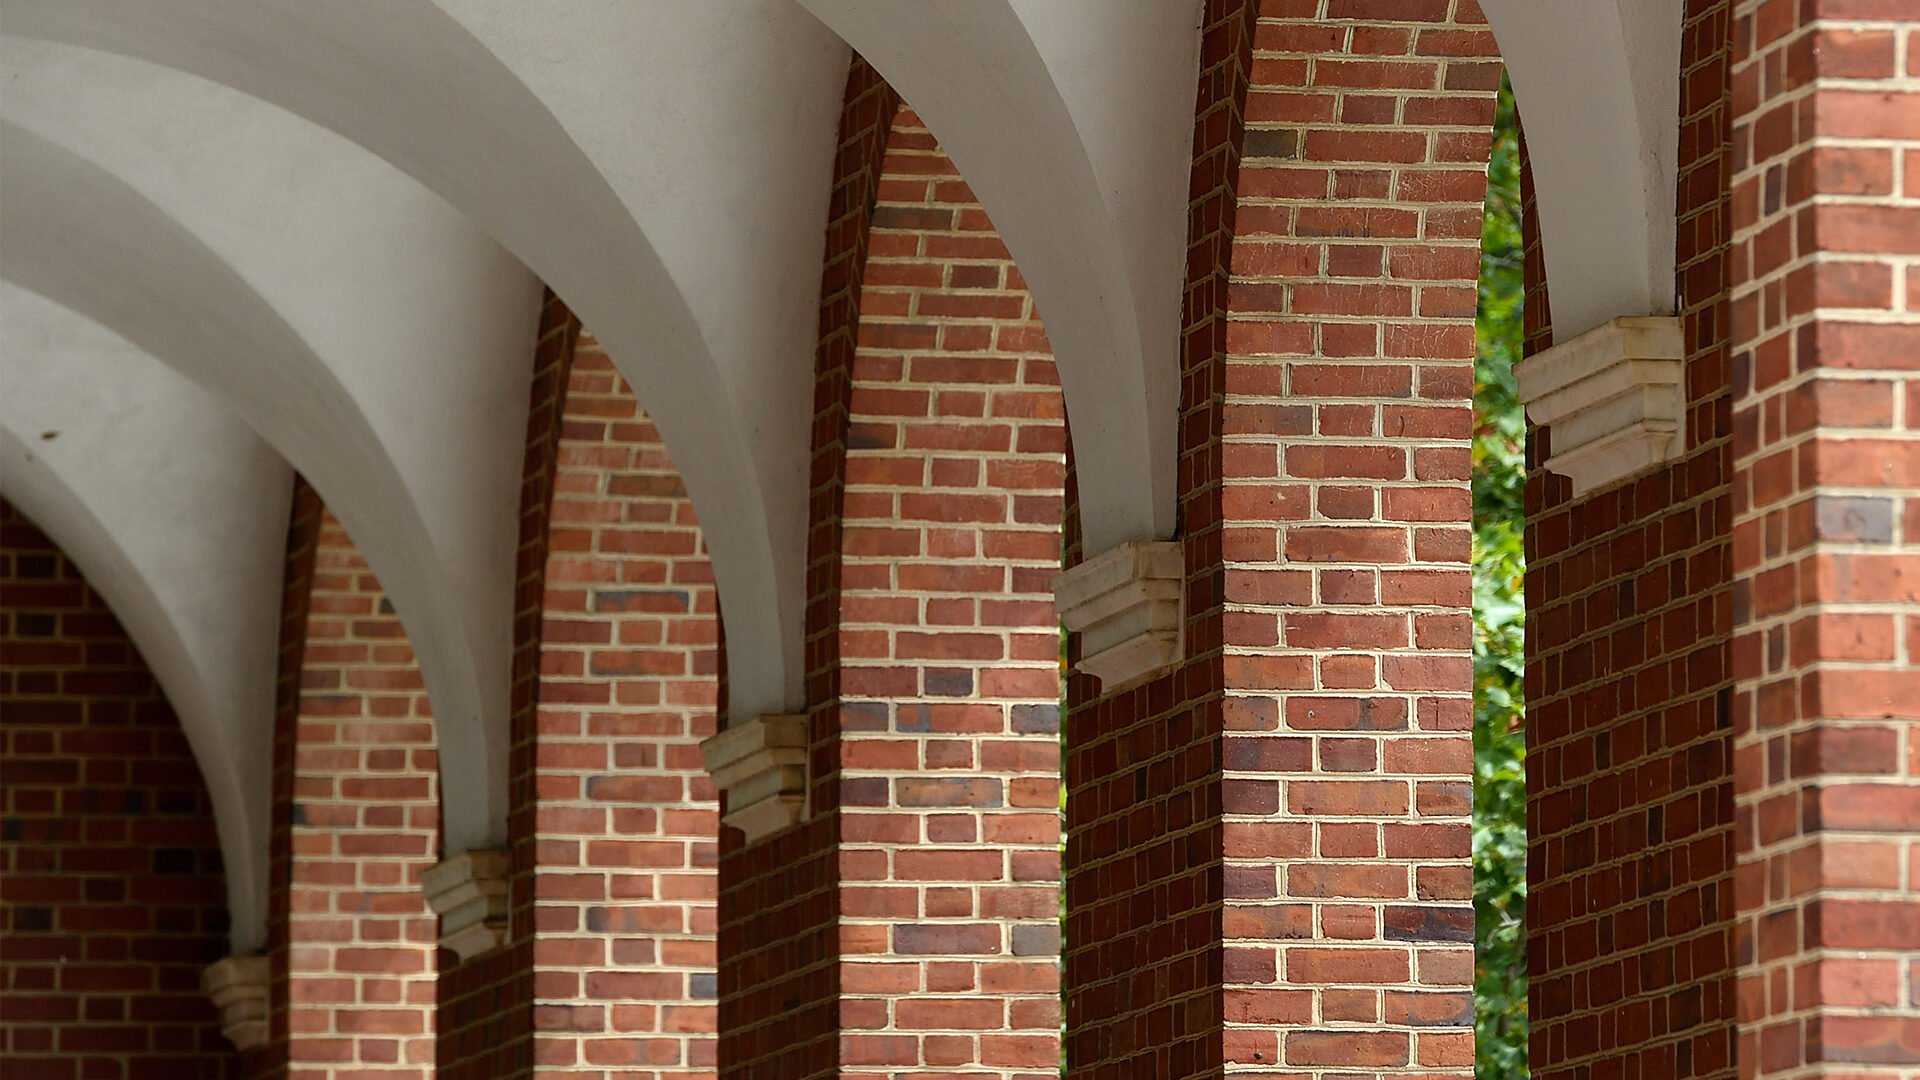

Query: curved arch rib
0 120 512 856
797 0 1200 555
0 335 288 952
2 0 853 723
1479 0 1683 335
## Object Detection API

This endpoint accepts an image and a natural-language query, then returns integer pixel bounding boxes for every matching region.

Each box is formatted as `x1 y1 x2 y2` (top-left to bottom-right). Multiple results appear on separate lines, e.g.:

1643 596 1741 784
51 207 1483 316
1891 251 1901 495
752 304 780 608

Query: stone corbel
700 714 808 844
202 954 269 1052
1515 315 1685 495
1052 540 1183 691
421 849 510 962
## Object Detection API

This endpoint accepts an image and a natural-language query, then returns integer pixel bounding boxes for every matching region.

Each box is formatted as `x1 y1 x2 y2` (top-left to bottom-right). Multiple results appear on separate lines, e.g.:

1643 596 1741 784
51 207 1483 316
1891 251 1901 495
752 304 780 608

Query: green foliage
1472 75 1529 1080
1056 75 1530 1078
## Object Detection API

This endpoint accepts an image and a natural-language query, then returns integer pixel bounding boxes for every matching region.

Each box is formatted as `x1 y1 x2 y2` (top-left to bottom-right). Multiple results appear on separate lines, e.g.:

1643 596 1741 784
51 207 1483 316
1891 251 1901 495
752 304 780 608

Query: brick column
436 291 578 1079
519 332 721 1074
717 61 1064 1079
831 105 1065 1077
716 57 897 1079
1520 2 1740 1077
1729 3 1920 1076
0 501 237 1076
266 479 325 1079
285 512 439 1077
1066 2 1497 1076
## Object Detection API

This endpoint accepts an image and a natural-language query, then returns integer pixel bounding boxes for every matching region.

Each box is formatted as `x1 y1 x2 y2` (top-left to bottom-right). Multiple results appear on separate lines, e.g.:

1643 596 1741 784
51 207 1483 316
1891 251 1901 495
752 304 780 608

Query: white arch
0 39 539 856
1 0 856 723
795 0 1201 556
1479 0 1683 335
0 287 291 952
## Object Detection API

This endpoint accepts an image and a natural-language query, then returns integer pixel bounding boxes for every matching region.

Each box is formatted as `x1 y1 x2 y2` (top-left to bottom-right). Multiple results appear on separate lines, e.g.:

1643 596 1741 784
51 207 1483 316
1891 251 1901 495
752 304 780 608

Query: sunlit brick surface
523 333 722 1076
830 104 1066 1079
1067 2 1496 1076
1729 1 1920 1075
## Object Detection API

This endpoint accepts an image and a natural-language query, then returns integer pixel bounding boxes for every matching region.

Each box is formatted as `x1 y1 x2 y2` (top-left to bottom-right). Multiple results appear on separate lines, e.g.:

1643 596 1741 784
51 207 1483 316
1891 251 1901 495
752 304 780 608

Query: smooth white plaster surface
0 286 290 952
798 0 1201 558
0 40 541 859
2 0 854 727
1480 0 1683 335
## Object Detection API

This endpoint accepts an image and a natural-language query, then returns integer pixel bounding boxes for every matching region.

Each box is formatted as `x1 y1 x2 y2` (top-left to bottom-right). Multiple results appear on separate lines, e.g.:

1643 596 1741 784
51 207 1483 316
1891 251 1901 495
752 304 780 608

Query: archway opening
1471 73 1528 1080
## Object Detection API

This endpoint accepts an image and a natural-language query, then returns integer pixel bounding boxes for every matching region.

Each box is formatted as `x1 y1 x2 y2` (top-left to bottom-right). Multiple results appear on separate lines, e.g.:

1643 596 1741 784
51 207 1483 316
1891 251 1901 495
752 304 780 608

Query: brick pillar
1729 2 1920 1075
717 61 1064 1079
520 331 720 1074
0 500 238 1077
285 512 438 1077
716 57 897 1079
1520 3 1740 1077
1066 2 1497 1076
437 291 578 1079
831 105 1066 1077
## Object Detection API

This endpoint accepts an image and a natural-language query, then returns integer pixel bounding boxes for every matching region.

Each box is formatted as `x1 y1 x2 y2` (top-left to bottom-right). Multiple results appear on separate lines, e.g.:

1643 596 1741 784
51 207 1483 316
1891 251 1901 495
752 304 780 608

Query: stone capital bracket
700 713 807 844
1515 314 1685 495
421 849 510 962
1052 540 1183 692
202 954 269 1052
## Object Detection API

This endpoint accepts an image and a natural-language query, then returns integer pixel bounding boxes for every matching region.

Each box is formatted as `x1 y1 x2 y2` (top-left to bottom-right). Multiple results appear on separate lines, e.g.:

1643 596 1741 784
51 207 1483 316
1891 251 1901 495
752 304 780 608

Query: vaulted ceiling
0 0 1678 951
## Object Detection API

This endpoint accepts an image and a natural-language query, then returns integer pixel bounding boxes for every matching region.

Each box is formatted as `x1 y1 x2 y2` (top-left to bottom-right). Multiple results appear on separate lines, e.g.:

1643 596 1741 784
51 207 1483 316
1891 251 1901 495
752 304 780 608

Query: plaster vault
0 0 1689 969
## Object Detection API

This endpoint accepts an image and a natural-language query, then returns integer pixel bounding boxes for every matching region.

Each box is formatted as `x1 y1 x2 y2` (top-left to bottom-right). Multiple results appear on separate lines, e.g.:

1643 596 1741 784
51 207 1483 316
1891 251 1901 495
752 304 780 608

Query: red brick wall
1728 1 1920 1074
1520 3 1738 1078
717 57 897 1079
0 499 238 1078
719 62 1066 1078
285 512 439 1078
523 331 721 1074
1216 3 1495 1073
1067 2 1497 1076
832 103 1066 1077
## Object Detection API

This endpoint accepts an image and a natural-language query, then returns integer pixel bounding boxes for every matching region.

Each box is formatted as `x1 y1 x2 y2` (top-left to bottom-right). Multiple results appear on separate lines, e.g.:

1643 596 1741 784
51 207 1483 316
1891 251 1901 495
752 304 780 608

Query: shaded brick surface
1728 1 1920 1076
0 500 238 1079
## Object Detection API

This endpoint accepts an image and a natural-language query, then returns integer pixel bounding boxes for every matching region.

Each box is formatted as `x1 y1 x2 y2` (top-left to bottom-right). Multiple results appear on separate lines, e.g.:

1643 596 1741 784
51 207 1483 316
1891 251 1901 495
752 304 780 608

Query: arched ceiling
0 285 290 953
0 0 1213 745
0 4 1689 936
1480 0 1683 335
1 0 854 728
797 0 1202 555
0 39 542 858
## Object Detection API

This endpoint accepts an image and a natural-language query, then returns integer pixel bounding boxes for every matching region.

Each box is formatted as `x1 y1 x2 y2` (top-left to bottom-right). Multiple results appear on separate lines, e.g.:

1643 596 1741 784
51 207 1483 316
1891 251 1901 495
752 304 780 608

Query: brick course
718 61 1067 1079
0 499 238 1078
523 332 721 1076
1729 0 1920 1075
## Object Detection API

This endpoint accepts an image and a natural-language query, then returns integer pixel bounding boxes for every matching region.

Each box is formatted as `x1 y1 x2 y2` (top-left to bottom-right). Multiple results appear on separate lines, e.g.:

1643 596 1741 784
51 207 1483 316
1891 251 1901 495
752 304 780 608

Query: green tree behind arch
1472 74 1528 1080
